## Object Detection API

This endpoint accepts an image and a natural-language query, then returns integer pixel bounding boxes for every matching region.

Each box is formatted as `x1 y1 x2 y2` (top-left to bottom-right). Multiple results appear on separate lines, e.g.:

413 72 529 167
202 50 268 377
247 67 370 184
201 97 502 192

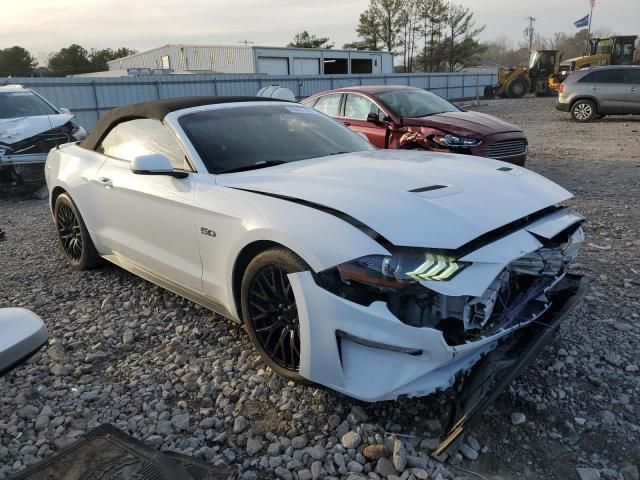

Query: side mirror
131 154 187 179
58 107 71 114
0 308 48 375
366 112 381 124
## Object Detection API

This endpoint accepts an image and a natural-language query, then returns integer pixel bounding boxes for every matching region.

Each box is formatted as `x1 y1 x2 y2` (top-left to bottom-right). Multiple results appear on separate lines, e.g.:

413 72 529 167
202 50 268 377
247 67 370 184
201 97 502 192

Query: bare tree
443 4 485 71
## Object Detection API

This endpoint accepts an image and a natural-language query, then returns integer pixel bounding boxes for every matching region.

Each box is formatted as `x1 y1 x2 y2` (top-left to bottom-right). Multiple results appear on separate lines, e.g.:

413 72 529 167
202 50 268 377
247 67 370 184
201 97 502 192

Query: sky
1 0 638 64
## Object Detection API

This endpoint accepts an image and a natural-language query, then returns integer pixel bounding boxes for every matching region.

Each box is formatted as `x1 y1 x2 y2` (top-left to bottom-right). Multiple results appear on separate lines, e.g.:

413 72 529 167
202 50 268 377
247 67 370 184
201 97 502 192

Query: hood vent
409 184 448 193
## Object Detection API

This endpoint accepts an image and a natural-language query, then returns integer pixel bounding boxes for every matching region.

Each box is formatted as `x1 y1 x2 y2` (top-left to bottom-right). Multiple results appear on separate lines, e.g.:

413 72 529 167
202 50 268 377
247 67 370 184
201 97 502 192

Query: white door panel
93 158 203 292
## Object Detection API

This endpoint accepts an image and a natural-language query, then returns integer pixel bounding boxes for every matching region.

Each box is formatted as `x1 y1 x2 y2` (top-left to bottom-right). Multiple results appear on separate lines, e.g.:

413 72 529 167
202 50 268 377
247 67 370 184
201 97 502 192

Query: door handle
631 87 637 92
97 177 113 188
341 121 352 127
591 86 598 90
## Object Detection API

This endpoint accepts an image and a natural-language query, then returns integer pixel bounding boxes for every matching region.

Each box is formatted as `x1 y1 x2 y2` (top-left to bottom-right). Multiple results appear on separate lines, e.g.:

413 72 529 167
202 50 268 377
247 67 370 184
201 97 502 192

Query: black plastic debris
8 424 238 480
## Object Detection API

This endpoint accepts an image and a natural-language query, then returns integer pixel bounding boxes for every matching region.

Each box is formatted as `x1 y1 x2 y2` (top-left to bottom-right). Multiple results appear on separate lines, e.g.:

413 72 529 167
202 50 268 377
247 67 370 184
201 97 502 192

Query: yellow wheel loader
484 50 562 99
556 35 638 83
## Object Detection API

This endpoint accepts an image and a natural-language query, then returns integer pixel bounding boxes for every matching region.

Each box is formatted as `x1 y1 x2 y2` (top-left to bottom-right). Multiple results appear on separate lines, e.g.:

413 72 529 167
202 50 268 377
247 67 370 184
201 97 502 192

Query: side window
313 94 342 117
595 69 626 84
578 72 599 83
628 69 640 85
99 119 188 170
344 94 383 121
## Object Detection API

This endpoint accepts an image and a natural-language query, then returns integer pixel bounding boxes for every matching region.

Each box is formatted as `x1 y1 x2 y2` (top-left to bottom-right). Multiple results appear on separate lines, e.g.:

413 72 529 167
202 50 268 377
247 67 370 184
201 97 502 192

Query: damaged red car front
303 85 528 166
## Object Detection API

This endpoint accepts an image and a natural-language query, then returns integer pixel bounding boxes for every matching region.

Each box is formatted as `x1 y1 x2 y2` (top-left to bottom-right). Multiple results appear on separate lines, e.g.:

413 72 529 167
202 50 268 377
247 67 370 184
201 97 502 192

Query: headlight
432 134 482 147
336 252 470 288
71 124 87 141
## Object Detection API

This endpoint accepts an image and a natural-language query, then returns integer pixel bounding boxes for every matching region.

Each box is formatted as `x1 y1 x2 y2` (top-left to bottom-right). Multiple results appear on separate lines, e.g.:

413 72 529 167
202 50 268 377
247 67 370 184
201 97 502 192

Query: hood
402 111 522 138
0 114 74 145
217 150 571 250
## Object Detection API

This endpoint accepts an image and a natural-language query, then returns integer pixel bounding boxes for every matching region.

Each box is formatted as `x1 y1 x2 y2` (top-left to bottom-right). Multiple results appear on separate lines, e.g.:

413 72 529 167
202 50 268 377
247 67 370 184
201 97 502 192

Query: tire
54 193 100 270
506 78 527 99
483 86 495 99
570 99 597 122
241 247 309 382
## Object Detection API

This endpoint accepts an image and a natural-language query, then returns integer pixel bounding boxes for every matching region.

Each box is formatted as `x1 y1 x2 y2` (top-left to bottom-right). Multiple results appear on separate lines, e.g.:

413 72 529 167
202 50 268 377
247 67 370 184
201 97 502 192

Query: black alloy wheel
53 193 100 270
248 265 300 371
56 202 83 262
241 248 308 381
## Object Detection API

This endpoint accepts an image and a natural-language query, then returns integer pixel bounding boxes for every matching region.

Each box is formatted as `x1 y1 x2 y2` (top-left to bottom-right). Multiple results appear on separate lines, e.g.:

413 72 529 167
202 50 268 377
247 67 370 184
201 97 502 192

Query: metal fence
1 72 498 132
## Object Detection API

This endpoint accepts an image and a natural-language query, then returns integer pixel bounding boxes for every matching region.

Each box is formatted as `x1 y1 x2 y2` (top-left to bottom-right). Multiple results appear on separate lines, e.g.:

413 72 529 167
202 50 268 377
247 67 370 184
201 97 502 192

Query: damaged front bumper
289 271 586 403
434 273 588 456
288 207 586 403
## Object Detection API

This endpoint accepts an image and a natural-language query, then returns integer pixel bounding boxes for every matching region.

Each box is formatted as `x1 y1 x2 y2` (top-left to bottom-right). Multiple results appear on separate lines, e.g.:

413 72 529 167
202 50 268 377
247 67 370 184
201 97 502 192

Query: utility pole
524 16 536 54
587 0 595 39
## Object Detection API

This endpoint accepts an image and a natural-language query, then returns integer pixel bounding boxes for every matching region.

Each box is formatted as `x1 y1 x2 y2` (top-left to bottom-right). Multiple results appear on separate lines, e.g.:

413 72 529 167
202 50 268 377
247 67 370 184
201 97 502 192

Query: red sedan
302 86 528 165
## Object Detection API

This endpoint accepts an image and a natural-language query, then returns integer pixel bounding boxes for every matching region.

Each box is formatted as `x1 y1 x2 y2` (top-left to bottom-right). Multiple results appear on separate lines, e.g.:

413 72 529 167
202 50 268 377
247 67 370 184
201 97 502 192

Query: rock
267 442 283 456
269 456 283 468
392 439 407 472
412 468 429 479
234 415 248 433
511 412 526 425
576 467 601 480
419 437 440 451
375 457 398 477
424 418 442 432
147 435 163 448
274 466 293 480
620 464 639 480
18 405 39 419
336 420 350 439
363 444 388 461
466 436 481 451
246 437 262 456
291 435 307 449
309 444 326 460
172 413 189 431
34 415 50 430
459 443 479 461
123 331 135 345
600 411 616 426
241 471 258 480
341 431 361 450
298 469 312 480
84 351 107 363
348 461 364 473
625 364 639 372
156 420 173 436
349 405 369 423
50 364 71 376
311 460 323 480
328 415 341 429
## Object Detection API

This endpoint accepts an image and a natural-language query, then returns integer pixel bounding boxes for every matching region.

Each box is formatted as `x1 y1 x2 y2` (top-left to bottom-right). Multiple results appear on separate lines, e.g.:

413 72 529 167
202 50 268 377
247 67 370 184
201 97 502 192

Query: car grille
484 139 528 159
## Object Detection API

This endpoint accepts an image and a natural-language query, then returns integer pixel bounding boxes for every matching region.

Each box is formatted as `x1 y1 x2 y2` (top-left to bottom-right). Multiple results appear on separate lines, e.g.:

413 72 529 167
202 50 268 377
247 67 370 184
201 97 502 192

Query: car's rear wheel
54 193 100 270
571 99 596 122
241 248 309 382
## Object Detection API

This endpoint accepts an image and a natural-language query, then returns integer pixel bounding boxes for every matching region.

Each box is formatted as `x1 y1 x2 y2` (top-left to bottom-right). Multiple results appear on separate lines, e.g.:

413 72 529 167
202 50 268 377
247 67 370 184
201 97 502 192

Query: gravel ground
1 96 639 480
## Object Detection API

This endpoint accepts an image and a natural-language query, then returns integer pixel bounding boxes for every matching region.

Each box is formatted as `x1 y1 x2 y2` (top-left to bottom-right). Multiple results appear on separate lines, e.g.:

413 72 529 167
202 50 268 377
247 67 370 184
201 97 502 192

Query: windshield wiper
218 160 286 174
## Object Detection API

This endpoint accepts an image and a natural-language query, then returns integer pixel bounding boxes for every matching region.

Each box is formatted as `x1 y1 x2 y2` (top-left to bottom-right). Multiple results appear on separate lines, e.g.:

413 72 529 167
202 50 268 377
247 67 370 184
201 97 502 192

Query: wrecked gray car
0 85 87 195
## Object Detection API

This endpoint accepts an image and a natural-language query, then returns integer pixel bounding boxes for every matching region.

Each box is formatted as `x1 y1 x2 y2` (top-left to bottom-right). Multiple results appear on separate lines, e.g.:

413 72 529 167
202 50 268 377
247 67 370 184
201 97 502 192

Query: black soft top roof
80 96 280 151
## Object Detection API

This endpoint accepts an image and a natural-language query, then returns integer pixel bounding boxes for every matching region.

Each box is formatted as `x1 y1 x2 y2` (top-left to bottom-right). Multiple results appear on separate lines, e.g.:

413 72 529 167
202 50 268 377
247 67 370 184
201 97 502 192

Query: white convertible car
45 97 587 443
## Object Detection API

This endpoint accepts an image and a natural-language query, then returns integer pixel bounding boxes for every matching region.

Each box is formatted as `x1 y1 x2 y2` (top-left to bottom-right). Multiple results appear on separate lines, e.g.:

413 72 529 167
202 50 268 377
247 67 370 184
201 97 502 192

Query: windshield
376 89 459 118
178 104 373 174
0 91 58 119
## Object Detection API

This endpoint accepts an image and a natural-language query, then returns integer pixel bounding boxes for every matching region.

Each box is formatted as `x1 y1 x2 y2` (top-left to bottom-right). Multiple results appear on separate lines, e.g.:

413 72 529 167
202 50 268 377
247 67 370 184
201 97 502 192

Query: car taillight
558 84 565 93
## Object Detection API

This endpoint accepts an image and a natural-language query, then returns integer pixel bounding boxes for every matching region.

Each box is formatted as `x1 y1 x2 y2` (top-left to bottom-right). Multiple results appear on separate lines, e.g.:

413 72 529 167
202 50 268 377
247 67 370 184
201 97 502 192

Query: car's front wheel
54 193 100 270
241 248 309 382
571 99 597 122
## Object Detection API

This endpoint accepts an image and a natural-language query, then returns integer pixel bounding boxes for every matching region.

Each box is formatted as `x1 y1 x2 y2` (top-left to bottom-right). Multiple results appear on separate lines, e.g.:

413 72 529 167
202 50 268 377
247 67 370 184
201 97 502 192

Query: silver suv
556 66 640 122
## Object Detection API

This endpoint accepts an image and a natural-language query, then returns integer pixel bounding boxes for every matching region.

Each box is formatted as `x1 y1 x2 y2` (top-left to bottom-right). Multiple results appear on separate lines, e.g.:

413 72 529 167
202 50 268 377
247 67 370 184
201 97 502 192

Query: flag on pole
574 14 590 28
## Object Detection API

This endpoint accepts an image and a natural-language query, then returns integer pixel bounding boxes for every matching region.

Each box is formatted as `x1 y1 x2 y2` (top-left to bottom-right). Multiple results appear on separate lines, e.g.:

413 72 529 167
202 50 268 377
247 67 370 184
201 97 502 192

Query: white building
107 44 394 75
